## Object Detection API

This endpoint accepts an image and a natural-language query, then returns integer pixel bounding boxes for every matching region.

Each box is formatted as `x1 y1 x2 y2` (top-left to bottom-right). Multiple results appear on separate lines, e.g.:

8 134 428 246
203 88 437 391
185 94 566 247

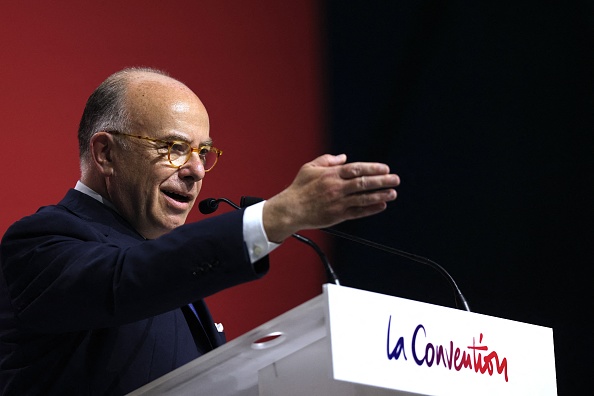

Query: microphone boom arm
199 197 340 285
322 227 471 311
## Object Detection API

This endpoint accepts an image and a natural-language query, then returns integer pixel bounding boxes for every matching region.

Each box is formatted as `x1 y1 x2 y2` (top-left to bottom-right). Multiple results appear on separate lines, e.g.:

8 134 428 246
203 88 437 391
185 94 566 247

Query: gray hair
77 67 169 166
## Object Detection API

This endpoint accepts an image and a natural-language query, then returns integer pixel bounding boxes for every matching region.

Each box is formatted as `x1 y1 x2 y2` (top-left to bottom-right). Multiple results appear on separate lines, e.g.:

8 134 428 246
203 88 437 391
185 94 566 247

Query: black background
324 1 593 394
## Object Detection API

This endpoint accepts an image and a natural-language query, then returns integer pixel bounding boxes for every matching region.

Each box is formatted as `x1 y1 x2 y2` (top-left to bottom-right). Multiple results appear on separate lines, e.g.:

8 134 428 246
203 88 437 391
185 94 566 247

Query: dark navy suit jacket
0 189 269 395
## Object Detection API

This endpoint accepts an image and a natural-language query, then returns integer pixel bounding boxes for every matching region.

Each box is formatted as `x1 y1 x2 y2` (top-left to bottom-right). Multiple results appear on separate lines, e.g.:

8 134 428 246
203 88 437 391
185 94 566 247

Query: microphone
198 198 218 214
198 197 340 285
198 197 238 214
237 197 470 312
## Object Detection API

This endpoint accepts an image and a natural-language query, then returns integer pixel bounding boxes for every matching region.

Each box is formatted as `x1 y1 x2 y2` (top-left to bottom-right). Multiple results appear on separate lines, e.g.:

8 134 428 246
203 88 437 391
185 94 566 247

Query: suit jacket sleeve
0 196 269 334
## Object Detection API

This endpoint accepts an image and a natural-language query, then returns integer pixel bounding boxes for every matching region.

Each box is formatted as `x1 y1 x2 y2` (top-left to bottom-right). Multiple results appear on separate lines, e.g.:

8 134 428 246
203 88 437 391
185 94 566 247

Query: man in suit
0 67 400 394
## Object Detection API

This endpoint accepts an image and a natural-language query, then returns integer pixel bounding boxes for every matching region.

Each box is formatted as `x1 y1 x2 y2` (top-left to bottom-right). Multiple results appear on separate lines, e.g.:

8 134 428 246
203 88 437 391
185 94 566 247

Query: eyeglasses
107 131 222 172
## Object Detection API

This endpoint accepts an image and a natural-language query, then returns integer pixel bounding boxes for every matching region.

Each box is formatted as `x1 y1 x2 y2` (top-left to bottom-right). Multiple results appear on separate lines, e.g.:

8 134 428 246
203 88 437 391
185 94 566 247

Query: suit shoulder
2 203 102 244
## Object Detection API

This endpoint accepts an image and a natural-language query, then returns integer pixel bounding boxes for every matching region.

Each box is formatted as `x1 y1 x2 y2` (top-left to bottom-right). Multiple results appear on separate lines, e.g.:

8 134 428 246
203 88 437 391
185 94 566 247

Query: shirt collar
74 181 119 213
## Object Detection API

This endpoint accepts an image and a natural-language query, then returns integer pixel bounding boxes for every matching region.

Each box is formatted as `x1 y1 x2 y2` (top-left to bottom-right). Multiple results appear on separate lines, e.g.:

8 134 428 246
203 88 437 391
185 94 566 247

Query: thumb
310 153 348 167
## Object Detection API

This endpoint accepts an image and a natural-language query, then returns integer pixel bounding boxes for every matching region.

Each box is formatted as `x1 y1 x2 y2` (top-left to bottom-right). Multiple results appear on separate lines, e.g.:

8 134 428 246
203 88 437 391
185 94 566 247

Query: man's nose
178 153 205 181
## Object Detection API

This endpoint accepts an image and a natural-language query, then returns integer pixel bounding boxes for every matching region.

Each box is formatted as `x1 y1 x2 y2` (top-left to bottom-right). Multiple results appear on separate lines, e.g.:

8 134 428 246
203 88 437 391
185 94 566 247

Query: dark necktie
181 303 214 354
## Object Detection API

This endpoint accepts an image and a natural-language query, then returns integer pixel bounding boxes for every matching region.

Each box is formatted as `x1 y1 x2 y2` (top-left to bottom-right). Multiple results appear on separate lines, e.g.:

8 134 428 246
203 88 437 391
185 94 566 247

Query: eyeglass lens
168 142 218 170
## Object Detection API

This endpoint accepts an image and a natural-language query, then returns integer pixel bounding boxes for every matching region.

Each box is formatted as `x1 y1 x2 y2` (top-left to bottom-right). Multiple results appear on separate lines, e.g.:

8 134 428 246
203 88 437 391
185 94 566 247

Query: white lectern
128 284 557 395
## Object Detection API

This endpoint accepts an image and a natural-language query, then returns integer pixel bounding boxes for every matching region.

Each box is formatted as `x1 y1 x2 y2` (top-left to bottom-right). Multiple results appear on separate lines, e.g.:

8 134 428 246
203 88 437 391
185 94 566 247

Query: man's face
106 76 211 239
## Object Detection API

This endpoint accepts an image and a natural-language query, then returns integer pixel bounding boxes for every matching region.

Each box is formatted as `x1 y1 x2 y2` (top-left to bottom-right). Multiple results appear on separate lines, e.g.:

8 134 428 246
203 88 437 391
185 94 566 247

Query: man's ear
90 132 116 176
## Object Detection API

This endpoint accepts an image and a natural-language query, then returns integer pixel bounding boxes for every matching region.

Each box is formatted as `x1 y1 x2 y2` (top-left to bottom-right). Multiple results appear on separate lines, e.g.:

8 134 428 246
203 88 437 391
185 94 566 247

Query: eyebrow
161 133 213 147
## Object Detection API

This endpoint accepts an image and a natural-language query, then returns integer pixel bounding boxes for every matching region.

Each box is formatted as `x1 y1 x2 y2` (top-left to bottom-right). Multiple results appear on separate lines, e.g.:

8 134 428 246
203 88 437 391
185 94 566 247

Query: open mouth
162 190 192 203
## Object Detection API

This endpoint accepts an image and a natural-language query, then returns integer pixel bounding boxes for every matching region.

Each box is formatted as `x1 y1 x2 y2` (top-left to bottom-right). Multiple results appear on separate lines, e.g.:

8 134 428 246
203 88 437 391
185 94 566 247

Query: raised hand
263 154 400 242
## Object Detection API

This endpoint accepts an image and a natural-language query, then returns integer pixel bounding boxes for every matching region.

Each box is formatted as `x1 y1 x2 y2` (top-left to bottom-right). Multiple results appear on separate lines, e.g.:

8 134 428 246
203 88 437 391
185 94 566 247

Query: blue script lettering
386 315 407 361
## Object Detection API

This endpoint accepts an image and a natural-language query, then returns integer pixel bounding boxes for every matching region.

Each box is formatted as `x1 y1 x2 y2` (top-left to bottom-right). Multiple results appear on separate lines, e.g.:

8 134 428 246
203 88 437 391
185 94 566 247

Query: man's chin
164 214 190 231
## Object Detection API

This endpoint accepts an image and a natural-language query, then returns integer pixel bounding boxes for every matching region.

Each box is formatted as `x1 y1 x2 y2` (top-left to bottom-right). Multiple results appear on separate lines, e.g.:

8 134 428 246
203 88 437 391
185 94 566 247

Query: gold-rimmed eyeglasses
106 131 223 172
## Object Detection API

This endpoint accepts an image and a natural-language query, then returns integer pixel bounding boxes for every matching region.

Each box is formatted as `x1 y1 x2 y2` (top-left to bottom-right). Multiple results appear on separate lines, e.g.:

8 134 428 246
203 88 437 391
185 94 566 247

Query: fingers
311 157 400 196
338 163 400 196
330 161 399 221
343 201 390 221
342 187 397 216
306 157 400 208
338 161 391 179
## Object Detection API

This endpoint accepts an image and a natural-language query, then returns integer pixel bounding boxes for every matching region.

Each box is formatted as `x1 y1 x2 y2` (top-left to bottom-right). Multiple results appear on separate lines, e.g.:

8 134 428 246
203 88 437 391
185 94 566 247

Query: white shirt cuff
243 200 280 263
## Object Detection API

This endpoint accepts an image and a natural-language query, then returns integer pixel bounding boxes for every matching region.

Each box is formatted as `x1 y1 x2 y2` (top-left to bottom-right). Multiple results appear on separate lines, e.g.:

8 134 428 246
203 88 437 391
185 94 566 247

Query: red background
0 2 328 339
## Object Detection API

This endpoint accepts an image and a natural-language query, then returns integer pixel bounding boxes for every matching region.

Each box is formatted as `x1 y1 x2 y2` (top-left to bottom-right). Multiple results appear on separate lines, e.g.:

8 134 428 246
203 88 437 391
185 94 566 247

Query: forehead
126 74 210 143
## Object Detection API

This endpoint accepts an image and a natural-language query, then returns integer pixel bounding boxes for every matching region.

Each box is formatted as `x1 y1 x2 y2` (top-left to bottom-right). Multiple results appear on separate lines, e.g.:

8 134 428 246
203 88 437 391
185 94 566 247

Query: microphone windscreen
198 198 219 214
